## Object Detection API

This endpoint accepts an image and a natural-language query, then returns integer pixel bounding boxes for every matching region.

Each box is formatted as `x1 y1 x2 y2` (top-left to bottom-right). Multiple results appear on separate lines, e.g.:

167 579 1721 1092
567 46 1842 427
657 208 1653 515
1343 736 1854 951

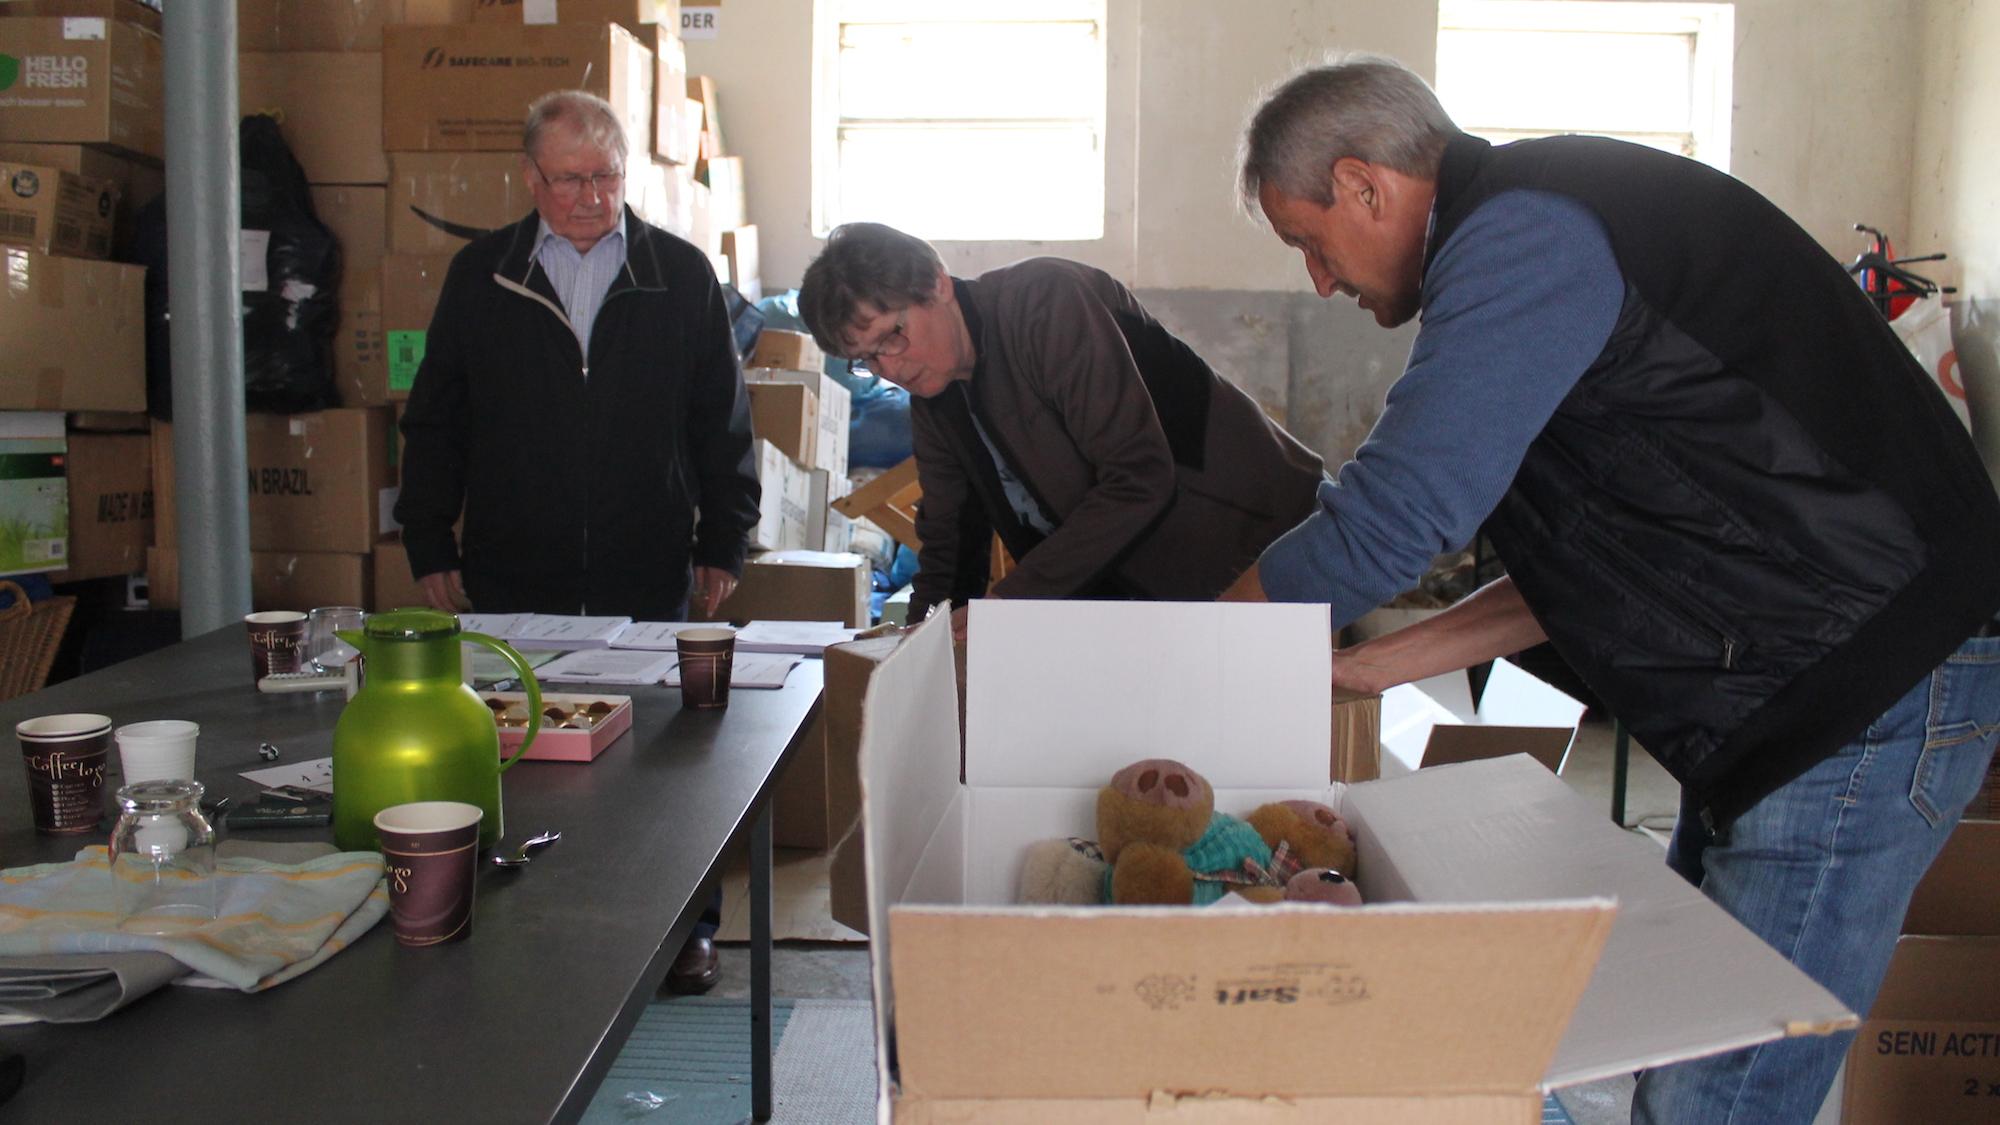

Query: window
1436 1 1734 170
813 0 1107 241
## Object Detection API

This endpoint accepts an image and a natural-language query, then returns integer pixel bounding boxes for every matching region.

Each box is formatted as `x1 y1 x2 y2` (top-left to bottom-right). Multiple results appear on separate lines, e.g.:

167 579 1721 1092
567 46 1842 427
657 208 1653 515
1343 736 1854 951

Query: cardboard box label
0 414 68 576
387 331 426 392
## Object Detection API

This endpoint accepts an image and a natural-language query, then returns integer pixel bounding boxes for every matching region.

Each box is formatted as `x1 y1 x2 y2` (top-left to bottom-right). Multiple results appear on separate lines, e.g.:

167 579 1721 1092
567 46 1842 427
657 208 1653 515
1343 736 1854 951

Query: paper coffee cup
375 801 484 947
16 713 113 835
676 626 736 710
244 610 308 680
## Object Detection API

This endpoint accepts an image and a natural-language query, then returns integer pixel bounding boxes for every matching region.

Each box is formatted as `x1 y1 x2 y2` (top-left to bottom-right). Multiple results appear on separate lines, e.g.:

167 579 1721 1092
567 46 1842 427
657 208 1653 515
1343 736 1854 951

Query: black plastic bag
135 114 342 418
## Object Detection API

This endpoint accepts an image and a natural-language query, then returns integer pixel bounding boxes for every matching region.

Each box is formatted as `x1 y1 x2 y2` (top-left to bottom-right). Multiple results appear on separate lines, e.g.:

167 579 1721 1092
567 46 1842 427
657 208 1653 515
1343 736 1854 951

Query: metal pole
750 802 774 1121
163 1 251 637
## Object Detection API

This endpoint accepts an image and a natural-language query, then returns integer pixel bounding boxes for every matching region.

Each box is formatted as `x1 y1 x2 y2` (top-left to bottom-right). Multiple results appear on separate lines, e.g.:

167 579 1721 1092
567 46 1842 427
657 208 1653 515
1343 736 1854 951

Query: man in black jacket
1229 56 2000 1122
396 91 759 994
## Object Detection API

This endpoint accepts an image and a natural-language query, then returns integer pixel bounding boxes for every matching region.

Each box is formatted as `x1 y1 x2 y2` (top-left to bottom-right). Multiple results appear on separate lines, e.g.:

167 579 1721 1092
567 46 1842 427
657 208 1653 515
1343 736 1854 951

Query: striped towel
0 846 387 992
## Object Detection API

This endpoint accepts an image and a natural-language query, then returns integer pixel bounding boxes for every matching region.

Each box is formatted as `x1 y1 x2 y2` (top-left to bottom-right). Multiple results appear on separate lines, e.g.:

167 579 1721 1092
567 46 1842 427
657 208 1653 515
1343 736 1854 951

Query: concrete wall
687 0 1933 463
1911 0 2000 485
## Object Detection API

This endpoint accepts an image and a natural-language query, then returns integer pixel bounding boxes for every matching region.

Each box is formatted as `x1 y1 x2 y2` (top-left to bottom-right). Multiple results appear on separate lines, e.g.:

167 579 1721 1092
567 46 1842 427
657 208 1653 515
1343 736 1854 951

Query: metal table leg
751 802 774 1121
1611 719 1630 827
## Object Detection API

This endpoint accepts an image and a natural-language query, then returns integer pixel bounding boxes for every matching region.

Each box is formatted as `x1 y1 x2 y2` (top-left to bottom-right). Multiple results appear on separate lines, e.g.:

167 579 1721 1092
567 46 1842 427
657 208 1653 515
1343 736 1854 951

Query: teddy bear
1244 798 1358 884
1016 758 1363 907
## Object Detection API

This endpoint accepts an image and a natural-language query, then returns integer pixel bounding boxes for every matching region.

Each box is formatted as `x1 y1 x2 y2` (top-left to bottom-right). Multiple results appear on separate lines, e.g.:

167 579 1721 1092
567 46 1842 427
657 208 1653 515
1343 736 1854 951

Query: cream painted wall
1911 0 2000 482
689 0 1925 295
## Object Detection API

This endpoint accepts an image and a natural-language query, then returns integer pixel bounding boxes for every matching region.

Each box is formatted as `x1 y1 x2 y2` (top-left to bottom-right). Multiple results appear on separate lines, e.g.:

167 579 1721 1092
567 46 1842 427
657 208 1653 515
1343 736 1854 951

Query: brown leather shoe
665 934 719 995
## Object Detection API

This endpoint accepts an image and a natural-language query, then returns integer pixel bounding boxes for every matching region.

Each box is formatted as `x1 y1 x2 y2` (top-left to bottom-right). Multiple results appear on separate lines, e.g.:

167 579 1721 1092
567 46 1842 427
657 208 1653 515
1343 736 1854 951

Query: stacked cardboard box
0 157 117 257
47 425 150 581
0 13 164 161
1841 818 2000 1123
0 5 155 584
0 141 161 258
381 23 653 155
741 333 853 553
148 408 391 611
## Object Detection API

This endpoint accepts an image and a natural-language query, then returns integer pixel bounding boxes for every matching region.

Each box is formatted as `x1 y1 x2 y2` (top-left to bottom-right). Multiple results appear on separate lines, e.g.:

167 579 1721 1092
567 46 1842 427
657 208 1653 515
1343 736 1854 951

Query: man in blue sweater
1228 55 2000 1122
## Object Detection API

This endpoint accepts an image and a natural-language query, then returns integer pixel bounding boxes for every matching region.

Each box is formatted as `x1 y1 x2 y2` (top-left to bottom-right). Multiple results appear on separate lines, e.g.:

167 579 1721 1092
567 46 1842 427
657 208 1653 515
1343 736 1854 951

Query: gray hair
798 223 944 356
1238 53 1457 215
523 90 628 162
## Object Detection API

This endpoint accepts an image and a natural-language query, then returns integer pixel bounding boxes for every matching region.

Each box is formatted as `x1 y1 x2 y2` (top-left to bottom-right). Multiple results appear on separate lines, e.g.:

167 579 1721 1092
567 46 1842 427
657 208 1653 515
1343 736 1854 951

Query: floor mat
582 997 876 1124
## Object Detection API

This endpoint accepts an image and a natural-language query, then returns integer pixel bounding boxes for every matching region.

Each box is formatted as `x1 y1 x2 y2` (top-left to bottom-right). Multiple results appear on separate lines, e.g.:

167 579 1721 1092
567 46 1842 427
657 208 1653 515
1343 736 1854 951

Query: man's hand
1217 562 1269 602
692 566 737 618
950 604 969 643
418 569 468 613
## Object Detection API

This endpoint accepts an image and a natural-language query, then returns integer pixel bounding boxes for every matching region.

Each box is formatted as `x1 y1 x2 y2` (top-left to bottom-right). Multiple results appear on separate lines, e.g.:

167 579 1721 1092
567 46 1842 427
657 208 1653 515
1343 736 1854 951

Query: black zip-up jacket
1433 134 2000 827
395 207 761 620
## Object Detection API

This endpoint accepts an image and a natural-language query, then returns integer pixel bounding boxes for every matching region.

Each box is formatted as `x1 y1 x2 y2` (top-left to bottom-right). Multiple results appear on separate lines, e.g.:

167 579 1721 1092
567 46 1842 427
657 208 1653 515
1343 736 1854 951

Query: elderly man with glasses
799 222 1325 638
396 89 759 994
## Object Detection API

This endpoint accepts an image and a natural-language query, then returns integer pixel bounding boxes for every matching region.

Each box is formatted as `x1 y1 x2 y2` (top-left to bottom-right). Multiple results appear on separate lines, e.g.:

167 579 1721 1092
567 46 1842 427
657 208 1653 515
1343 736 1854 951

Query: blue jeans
1632 634 2000 1125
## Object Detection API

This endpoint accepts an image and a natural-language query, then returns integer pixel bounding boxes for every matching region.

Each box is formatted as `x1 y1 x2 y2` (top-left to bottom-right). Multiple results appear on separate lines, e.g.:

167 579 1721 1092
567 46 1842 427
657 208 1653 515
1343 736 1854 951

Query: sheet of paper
664 652 800 690
467 647 561 688
240 756 334 795
733 620 858 655
510 614 634 650
460 613 530 638
606 621 703 650
534 648 680 685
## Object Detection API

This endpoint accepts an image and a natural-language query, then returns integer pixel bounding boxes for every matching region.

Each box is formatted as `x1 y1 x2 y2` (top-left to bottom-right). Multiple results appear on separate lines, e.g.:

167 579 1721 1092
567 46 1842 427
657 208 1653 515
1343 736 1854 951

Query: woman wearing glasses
799 222 1325 639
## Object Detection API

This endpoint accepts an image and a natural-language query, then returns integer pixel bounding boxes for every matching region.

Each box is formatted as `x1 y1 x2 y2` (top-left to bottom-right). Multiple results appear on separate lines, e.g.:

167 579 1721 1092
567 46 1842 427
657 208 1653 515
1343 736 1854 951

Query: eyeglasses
846 316 910 376
530 157 624 201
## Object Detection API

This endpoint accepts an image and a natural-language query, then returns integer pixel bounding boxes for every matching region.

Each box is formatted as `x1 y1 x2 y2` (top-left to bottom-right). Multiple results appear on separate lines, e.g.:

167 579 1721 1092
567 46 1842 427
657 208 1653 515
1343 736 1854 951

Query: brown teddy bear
1244 798 1358 883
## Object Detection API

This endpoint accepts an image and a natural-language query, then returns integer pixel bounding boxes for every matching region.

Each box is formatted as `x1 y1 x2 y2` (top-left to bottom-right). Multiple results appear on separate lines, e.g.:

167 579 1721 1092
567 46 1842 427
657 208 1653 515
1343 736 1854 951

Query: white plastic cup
114 720 200 783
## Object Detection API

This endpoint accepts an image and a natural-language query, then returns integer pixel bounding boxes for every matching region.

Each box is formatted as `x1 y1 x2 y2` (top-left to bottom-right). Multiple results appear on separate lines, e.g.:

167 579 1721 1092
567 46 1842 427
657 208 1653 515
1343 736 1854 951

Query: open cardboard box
1380 659 1587 776
857 602 1855 1122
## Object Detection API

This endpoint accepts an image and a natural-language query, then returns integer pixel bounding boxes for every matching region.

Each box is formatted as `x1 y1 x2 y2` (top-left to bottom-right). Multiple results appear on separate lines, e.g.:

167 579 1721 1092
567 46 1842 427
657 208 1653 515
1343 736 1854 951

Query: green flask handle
460 631 541 770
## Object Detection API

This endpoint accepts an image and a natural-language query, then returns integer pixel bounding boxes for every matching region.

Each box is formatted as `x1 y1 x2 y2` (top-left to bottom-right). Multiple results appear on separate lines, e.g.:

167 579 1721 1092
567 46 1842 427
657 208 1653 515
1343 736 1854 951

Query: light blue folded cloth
0 846 387 994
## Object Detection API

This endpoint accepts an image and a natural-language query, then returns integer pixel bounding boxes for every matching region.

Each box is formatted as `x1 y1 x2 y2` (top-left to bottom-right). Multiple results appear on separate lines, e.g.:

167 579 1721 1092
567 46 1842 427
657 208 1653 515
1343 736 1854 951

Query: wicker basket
0 579 77 702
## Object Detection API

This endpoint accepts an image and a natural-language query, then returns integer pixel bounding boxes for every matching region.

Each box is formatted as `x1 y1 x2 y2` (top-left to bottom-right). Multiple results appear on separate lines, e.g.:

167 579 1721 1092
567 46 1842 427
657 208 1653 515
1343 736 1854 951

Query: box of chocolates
481 692 633 763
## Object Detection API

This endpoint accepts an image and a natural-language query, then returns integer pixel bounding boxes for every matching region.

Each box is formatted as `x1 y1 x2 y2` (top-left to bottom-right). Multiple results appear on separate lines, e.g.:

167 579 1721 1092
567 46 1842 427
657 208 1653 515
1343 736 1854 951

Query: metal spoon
491 829 562 868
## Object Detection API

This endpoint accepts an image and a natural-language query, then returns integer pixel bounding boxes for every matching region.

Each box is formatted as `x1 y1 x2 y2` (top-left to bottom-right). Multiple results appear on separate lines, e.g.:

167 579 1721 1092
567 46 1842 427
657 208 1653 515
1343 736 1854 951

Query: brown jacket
909 258 1324 617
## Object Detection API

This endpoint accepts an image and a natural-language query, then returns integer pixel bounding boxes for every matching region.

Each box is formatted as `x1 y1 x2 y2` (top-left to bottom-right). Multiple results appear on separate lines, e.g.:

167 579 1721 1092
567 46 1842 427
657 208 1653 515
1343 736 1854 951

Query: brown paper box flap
889 902 1613 1101
1868 935 2000 1020
1902 819 2000 936
1420 724 1570 773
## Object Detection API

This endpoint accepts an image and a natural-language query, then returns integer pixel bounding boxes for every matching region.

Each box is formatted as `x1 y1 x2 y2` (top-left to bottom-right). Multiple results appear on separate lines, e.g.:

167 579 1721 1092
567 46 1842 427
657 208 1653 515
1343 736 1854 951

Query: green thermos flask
330 608 542 851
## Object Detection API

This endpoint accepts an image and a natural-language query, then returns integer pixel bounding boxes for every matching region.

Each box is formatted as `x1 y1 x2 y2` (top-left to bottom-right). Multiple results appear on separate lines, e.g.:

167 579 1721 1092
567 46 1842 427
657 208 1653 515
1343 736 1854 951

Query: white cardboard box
857 602 1856 1121
1380 658 1588 777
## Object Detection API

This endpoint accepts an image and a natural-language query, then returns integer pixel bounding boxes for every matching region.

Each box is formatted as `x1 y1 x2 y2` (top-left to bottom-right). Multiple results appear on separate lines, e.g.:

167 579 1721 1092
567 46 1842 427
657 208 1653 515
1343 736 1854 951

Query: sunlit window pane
822 1 1106 241
1436 1 1733 172
839 22 1101 121
838 126 1103 241
1437 30 1693 134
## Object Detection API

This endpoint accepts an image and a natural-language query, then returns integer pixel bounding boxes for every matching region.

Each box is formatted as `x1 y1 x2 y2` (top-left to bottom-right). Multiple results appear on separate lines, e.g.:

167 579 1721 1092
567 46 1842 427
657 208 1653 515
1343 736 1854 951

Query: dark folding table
0 626 822 1122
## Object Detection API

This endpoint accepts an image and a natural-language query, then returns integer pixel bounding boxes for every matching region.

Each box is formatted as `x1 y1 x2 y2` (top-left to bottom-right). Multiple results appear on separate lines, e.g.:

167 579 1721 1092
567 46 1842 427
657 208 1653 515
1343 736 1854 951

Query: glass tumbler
307 606 367 673
110 779 218 933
